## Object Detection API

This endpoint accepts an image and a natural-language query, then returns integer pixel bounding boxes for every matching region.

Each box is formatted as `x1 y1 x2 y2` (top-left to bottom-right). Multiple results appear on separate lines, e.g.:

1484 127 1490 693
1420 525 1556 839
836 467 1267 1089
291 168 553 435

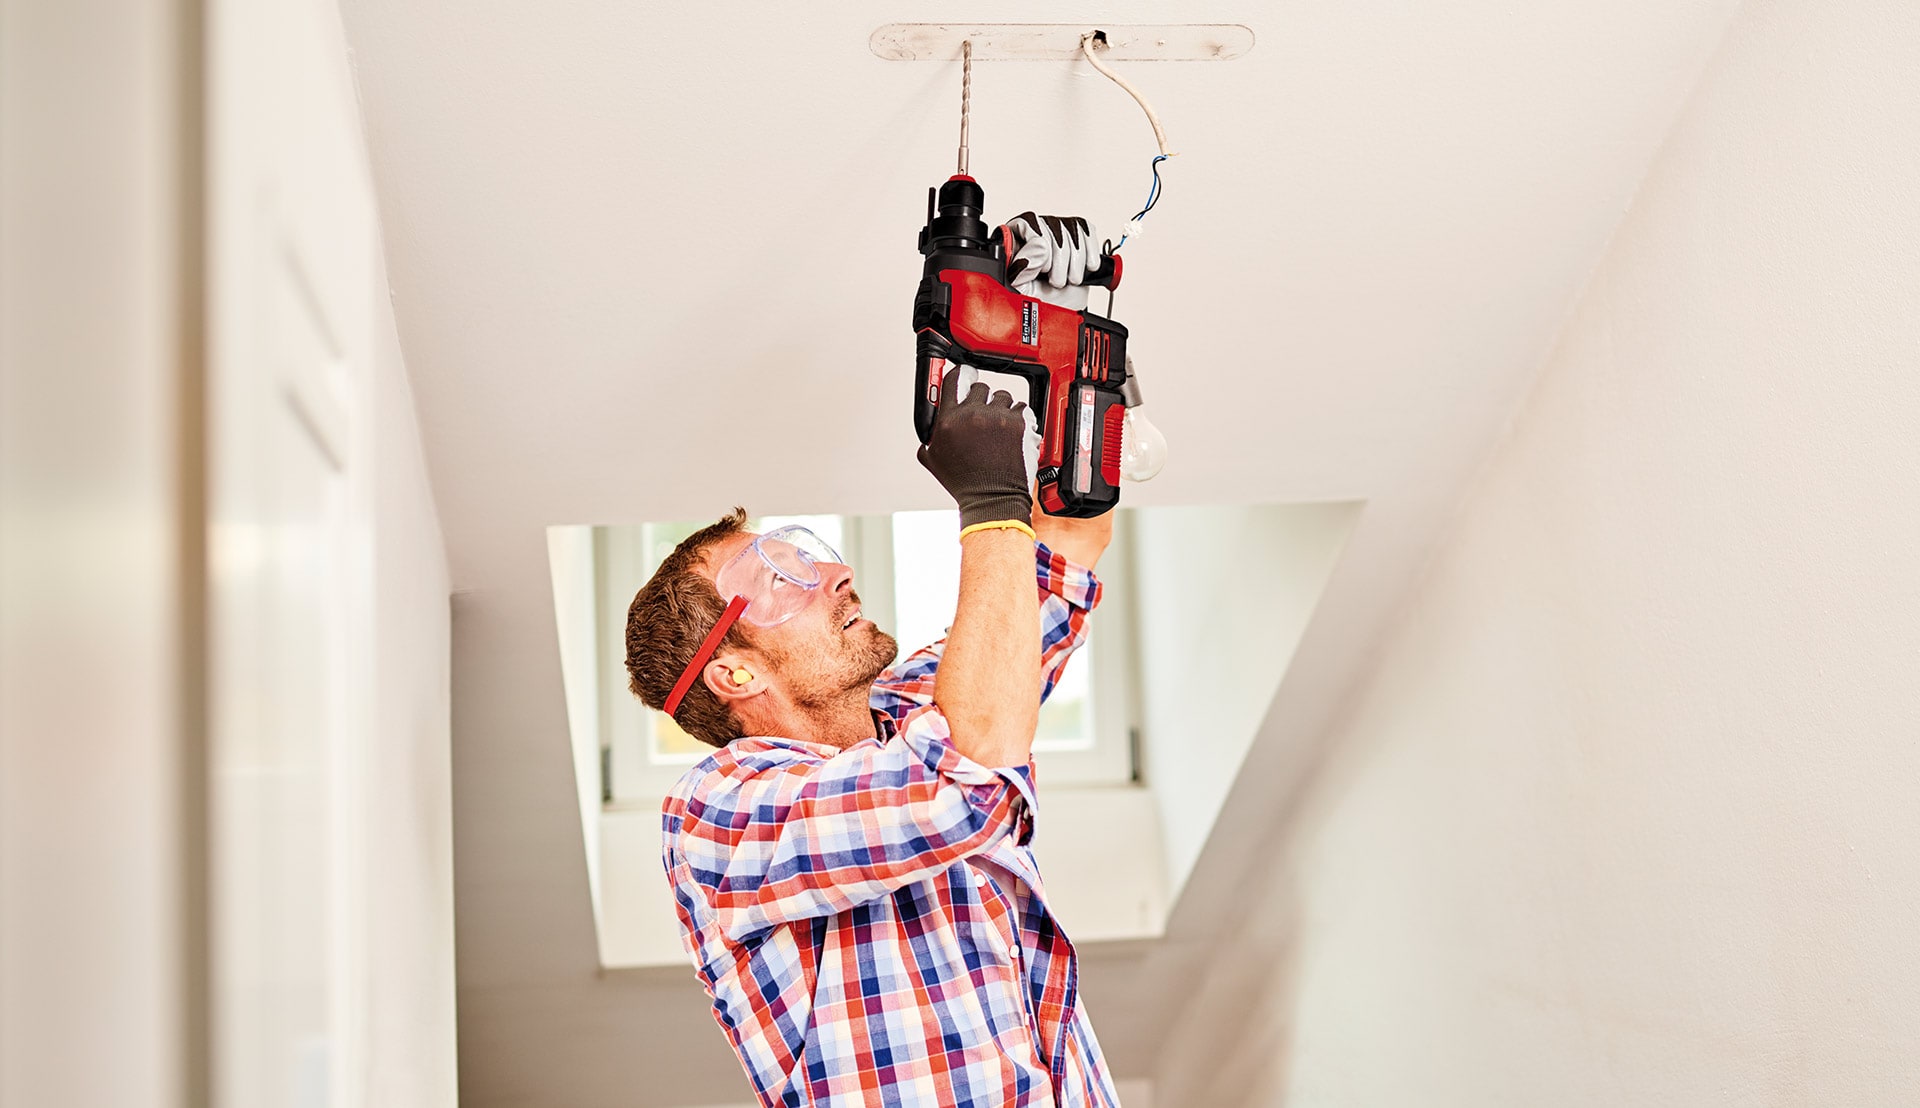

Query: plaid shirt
661 542 1121 1106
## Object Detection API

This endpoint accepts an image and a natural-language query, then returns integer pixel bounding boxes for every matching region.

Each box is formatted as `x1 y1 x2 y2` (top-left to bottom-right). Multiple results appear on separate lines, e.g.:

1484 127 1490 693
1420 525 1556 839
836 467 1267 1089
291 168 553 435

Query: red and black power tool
913 174 1128 518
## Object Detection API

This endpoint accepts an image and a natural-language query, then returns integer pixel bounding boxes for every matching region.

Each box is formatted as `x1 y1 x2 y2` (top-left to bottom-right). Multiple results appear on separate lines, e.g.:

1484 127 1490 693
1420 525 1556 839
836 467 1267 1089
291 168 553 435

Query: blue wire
1114 154 1169 251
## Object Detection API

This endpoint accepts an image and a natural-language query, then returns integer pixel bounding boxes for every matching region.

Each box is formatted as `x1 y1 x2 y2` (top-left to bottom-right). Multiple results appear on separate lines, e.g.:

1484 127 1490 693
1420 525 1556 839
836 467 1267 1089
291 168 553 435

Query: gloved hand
948 364 1043 486
916 365 1034 532
1001 212 1099 311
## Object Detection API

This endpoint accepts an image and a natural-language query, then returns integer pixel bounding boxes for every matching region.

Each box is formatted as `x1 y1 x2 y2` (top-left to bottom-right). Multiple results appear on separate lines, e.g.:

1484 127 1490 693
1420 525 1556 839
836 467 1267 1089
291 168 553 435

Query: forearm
934 528 1041 768
872 542 1104 726
1030 505 1115 571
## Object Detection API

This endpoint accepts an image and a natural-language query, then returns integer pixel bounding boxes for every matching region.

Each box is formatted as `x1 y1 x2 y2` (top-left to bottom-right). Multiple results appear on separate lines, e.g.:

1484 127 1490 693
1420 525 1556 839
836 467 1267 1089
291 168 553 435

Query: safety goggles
662 525 845 717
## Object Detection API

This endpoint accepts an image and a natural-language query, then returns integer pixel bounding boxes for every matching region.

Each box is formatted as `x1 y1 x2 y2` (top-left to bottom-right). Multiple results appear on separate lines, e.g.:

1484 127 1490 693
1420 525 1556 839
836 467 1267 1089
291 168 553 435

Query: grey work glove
1002 212 1099 311
948 364 1044 486
916 366 1034 532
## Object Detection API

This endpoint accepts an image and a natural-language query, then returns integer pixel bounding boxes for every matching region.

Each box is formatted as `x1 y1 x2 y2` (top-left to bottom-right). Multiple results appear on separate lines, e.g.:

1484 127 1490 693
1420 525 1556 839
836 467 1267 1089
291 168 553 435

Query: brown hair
625 507 752 749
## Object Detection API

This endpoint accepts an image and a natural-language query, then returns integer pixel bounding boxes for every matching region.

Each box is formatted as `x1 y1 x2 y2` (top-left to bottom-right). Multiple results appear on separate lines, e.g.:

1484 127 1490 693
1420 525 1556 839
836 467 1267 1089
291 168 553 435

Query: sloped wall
1130 503 1357 903
1166 0 1920 1102
366 259 460 1107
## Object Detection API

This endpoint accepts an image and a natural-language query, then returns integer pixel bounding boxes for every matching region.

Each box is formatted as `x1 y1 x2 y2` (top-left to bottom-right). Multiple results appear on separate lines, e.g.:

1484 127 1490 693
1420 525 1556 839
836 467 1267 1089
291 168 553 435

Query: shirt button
974 872 987 886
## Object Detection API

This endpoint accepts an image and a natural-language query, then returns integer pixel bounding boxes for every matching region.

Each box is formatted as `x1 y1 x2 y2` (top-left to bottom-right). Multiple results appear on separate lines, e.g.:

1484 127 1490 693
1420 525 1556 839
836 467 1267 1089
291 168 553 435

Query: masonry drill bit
957 39 972 176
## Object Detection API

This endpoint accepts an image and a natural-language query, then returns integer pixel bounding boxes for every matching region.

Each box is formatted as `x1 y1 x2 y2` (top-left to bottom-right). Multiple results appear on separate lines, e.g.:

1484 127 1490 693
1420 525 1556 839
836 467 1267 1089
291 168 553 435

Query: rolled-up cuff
897 709 1038 847
1034 541 1103 612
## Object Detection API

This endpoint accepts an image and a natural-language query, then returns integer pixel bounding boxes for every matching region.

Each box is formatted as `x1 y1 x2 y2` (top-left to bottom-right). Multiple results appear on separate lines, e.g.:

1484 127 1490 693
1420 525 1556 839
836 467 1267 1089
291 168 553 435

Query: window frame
595 513 1139 807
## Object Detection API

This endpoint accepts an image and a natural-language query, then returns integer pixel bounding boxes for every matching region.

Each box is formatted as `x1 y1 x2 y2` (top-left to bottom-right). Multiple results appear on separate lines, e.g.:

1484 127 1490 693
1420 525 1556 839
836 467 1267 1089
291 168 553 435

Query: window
593 510 1139 804
888 510 1098 757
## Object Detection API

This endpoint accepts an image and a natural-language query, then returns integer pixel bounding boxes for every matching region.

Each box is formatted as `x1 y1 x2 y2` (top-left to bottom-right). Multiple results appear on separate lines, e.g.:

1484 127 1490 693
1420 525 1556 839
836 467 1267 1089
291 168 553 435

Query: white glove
1002 212 1099 311
951 364 1043 488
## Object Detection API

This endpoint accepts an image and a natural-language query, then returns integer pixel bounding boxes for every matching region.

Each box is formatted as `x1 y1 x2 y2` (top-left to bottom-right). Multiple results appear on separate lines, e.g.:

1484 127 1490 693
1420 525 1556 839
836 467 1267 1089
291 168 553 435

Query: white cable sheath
1079 31 1174 156
1077 30 1173 482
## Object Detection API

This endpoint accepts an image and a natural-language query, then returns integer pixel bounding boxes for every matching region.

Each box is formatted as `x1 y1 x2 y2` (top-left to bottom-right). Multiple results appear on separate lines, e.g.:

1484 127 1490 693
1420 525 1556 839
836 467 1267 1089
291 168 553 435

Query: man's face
701 532 899 709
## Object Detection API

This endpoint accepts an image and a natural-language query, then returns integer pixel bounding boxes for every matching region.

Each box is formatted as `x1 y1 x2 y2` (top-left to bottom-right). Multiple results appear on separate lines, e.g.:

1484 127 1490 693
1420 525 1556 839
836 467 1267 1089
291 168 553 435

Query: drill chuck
919 176 994 256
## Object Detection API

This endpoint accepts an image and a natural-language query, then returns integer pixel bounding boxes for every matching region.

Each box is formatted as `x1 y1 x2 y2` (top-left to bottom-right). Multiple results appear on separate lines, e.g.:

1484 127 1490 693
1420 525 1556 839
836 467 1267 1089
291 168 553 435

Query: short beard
823 628 898 703
858 629 900 688
826 595 899 693
765 627 900 712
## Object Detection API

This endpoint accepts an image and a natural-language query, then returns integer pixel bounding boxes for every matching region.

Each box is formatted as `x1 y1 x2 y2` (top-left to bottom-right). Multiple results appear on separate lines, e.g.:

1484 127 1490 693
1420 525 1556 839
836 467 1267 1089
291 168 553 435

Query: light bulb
1120 405 1168 482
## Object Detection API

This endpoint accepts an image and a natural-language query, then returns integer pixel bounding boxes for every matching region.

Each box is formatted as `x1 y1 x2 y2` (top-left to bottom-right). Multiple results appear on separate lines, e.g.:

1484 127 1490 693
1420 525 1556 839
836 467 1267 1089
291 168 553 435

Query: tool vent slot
1101 404 1126 486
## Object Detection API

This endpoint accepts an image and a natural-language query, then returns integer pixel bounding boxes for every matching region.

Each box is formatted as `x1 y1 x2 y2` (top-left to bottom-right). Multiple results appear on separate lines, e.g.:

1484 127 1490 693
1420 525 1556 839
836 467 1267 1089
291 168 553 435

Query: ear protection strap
663 594 749 718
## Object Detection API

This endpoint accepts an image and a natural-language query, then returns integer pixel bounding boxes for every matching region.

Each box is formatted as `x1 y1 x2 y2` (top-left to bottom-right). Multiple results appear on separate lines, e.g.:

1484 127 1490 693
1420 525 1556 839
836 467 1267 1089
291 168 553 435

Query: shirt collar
731 728 883 758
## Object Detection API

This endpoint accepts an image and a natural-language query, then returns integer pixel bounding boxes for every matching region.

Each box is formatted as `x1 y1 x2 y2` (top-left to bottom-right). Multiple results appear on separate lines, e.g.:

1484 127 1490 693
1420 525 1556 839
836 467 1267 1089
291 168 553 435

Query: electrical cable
1113 153 1170 249
1078 31 1173 156
1079 31 1175 251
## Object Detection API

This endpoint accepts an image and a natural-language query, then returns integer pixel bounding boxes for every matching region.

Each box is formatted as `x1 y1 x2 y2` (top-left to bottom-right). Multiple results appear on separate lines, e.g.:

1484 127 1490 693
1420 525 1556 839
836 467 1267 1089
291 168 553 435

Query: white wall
547 525 605 929
200 0 460 1097
1131 503 1358 902
1171 0 1920 1102
365 262 459 1107
1 0 458 1102
1 0 198 1103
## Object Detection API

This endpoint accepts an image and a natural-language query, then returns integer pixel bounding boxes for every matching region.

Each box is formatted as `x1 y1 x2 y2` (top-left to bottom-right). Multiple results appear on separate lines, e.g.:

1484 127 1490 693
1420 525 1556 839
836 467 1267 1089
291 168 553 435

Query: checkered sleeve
670 713 1034 945
869 540 1103 727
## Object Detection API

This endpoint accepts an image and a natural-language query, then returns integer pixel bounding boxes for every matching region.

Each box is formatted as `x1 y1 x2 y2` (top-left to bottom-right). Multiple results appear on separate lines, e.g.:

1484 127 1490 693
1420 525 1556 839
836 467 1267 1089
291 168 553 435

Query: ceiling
335 1 1741 1102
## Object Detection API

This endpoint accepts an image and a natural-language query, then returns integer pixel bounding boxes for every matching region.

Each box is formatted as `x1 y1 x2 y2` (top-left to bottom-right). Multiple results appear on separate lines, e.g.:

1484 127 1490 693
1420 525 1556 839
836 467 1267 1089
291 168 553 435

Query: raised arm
935 527 1040 767
870 541 1103 729
1032 507 1114 576
912 369 1051 769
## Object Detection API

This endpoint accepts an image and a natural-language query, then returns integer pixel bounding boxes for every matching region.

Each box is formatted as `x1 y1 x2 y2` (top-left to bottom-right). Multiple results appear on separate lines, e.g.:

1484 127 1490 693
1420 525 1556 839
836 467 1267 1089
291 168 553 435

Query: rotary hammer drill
912 174 1129 519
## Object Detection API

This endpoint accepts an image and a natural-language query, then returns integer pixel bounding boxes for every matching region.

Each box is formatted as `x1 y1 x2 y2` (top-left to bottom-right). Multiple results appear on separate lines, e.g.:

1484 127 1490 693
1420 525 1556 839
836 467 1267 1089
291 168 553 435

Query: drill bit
957 39 971 176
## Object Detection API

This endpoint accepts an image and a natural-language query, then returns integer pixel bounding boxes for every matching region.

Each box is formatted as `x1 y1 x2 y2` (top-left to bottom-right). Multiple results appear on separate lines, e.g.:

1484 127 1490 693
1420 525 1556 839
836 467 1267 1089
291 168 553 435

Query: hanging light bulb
1118 355 1168 482
1120 405 1168 482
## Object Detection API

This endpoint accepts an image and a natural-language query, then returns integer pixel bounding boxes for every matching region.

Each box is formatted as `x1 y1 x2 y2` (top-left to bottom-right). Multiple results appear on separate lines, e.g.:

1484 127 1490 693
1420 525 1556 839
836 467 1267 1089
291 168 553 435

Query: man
626 216 1123 1106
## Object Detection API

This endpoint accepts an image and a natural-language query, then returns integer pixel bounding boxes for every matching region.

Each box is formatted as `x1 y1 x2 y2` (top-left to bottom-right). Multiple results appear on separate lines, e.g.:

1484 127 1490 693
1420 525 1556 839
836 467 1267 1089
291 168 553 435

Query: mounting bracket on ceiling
869 23 1254 62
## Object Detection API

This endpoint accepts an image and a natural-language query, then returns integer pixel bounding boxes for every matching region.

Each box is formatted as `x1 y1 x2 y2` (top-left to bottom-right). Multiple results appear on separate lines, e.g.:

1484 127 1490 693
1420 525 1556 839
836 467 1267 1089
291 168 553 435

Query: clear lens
716 525 844 627
755 531 824 586
760 525 841 570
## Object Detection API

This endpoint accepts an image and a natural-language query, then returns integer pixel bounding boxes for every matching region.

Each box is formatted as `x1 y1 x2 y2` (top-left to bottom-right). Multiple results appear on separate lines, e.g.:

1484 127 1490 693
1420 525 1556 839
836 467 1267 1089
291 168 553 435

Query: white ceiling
336 1 1741 1102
